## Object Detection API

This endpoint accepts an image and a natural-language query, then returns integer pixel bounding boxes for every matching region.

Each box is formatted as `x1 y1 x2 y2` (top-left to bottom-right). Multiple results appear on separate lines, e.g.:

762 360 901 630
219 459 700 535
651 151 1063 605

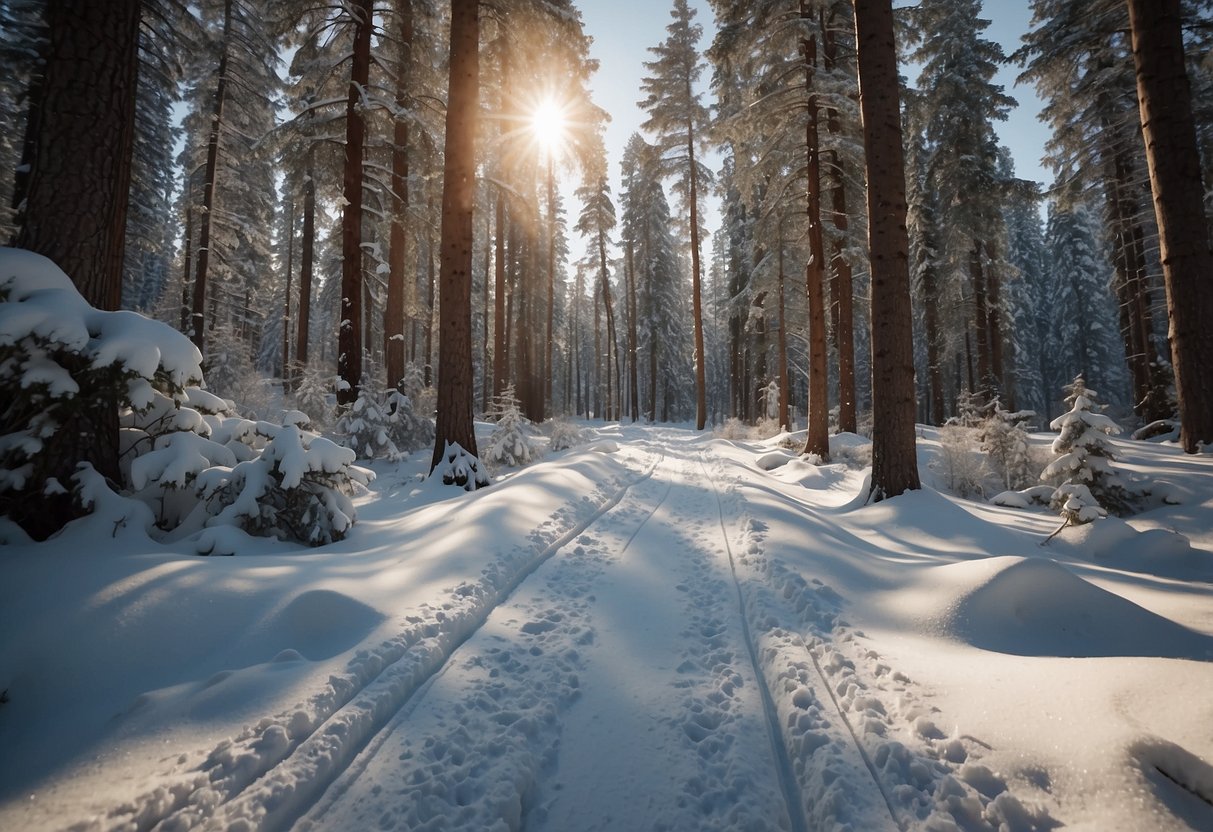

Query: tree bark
626 238 640 422
493 191 508 398
853 0 920 500
338 0 372 407
188 0 233 350
823 7 855 434
1128 0 1213 452
430 0 486 485
385 0 413 391
297 151 315 371
801 18 830 461
282 199 294 386
686 107 707 429
9 0 141 538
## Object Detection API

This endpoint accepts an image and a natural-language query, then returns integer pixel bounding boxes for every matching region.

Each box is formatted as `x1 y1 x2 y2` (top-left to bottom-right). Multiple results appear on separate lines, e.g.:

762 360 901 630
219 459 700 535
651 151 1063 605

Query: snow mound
1128 736 1213 830
945 556 1213 659
586 439 619 453
1055 517 1212 580
755 449 795 470
263 589 383 661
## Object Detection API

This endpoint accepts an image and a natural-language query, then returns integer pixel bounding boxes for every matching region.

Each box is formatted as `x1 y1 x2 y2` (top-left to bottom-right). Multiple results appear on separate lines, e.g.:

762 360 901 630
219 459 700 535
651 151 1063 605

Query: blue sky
567 0 1050 262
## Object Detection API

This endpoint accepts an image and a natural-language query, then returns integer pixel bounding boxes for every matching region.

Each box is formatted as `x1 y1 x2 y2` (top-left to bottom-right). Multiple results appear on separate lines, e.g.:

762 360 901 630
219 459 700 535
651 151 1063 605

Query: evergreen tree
910 0 1015 403
639 0 712 430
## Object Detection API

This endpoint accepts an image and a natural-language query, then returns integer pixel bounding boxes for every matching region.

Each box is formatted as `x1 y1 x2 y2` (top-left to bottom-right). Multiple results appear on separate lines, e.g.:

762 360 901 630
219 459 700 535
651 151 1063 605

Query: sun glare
530 98 567 154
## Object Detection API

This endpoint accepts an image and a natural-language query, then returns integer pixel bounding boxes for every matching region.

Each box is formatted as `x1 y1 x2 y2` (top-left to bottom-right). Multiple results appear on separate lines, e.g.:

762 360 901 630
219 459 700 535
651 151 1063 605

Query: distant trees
640 0 712 431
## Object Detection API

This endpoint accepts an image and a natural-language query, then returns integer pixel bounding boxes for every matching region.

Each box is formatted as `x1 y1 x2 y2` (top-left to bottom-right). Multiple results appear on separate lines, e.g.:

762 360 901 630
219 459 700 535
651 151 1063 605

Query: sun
529 98 568 155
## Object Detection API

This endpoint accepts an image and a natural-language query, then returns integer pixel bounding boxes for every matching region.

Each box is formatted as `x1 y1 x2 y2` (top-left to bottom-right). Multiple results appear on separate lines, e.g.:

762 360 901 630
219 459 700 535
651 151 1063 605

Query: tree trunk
385 0 413 391
430 0 486 486
482 205 492 413
686 112 707 428
180 176 194 333
626 239 640 422
777 234 790 429
338 0 372 407
297 151 315 371
494 191 508 398
823 7 856 434
188 0 233 350
853 0 920 500
282 199 294 387
984 239 1004 399
425 190 437 387
801 19 830 461
970 243 991 399
1128 0 1213 452
543 153 555 420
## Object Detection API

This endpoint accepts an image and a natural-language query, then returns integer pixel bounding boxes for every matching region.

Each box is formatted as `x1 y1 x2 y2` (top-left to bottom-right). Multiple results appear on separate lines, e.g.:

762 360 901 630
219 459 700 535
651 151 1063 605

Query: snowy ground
2 424 1212 831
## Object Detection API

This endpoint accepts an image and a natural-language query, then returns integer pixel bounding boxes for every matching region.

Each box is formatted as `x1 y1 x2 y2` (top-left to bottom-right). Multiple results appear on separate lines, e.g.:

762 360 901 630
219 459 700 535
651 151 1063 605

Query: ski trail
299 444 792 832
698 455 810 832
90 450 660 832
699 449 902 832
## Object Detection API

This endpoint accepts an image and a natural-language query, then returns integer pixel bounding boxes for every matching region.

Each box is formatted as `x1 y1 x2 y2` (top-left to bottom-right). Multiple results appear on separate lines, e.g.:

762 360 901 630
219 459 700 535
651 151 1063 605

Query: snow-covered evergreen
482 386 541 470
1041 375 1129 518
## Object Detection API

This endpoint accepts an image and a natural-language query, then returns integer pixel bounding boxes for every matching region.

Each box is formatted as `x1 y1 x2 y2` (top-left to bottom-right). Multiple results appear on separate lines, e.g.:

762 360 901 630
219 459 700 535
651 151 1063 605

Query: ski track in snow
296 444 796 832
78 449 661 832
59 431 1064 832
703 447 1056 832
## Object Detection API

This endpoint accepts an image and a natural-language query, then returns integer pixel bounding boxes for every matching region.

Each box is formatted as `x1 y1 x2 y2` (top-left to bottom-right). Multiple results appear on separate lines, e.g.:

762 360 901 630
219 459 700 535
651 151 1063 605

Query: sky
564 0 1052 265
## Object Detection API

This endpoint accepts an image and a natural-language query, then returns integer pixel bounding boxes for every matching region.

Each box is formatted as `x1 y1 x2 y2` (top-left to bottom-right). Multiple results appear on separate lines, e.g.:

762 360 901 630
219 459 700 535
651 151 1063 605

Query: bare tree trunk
801 16 830 460
985 239 1004 399
297 151 315 371
970 243 991 399
425 190 437 387
543 153 555 420
853 0 920 500
823 7 856 434
430 0 486 486
189 0 233 351
482 205 492 413
494 192 507 398
180 174 194 333
385 0 413 391
337 0 372 406
777 234 790 429
1128 0 1213 452
626 239 640 422
685 103 707 428
9 0 141 538
283 199 294 387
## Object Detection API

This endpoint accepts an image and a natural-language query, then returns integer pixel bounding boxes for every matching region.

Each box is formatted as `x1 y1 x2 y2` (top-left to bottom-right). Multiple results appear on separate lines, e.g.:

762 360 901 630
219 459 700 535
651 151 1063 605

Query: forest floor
2 424 1212 831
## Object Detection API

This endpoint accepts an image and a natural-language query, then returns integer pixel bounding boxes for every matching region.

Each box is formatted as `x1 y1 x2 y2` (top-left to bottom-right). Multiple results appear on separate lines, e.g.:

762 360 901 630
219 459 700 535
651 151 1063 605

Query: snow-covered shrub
1041 375 1131 518
0 249 202 535
979 401 1038 490
715 417 751 440
546 417 586 452
290 363 335 430
194 424 370 545
335 385 434 461
482 386 541 469
123 387 374 544
933 424 990 498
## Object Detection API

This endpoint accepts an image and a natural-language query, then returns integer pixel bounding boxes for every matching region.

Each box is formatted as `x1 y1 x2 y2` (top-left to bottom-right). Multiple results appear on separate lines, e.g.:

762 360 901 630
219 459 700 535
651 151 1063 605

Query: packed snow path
298 444 801 831
4 425 1212 831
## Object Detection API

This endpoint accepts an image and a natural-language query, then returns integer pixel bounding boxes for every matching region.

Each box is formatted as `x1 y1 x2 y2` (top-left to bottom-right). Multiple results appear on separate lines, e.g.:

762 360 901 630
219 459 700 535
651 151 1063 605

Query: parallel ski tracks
699 452 905 832
100 451 662 832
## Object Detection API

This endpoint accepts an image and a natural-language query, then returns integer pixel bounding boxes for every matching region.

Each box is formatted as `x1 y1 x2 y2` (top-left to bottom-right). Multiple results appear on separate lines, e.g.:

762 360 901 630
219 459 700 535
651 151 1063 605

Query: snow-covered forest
2 0 1212 830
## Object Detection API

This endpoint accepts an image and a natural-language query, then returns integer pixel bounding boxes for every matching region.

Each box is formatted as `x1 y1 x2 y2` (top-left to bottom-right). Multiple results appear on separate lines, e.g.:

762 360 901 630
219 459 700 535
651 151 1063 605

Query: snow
2 424 1212 831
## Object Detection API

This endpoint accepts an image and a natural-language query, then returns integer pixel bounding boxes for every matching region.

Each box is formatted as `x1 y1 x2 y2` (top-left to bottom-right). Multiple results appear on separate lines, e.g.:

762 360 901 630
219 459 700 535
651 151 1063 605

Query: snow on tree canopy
0 248 203 393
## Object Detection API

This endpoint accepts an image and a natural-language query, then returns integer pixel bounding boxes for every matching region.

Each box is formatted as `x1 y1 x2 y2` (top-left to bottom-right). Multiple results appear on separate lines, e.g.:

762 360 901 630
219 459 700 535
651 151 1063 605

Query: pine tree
639 0 712 430
911 0 1015 403
854 0 921 500
1043 375 1129 518
1128 0 1213 453
430 0 487 490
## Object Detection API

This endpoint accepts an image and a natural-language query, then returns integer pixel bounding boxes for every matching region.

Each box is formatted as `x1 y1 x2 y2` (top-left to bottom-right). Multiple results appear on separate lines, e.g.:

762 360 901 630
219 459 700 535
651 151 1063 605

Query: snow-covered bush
124 387 374 545
0 249 372 546
335 385 434 462
482 386 541 470
945 390 985 428
933 424 990 498
1041 376 1131 518
979 400 1038 490
290 363 335 430
195 424 370 545
715 418 751 440
0 249 202 535
546 417 586 452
